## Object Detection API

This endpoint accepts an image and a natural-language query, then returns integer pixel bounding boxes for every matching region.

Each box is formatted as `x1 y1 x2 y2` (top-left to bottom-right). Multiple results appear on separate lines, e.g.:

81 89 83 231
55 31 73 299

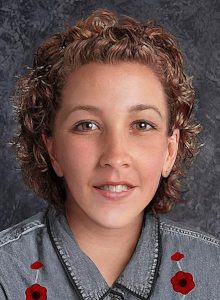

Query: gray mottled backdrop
0 0 219 238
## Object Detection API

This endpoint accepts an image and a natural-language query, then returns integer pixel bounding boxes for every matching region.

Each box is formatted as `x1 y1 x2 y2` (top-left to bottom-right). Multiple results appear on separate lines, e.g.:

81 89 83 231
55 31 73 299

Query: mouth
93 186 136 200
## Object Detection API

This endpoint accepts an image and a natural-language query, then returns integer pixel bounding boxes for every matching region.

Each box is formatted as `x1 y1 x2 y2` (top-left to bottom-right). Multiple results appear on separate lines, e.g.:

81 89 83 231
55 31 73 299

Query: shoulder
158 214 219 249
157 214 220 288
0 207 48 252
152 215 220 298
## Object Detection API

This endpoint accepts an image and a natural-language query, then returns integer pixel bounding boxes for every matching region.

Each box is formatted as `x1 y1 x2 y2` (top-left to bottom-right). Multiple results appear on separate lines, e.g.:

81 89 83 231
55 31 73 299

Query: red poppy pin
25 261 47 300
26 284 47 300
170 252 195 298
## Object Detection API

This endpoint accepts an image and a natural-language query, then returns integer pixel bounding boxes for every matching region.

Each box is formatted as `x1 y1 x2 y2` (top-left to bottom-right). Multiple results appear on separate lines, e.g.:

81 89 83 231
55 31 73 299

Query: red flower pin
171 252 184 261
31 261 44 270
171 271 195 295
25 283 47 300
26 261 47 299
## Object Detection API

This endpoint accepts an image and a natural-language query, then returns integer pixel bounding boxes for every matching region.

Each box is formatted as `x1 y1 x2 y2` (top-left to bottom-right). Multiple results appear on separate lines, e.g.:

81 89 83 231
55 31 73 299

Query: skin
43 61 179 286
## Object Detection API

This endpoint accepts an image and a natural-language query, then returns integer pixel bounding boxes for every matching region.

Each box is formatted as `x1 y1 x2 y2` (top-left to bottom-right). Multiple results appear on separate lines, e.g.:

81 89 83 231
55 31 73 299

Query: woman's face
44 62 179 229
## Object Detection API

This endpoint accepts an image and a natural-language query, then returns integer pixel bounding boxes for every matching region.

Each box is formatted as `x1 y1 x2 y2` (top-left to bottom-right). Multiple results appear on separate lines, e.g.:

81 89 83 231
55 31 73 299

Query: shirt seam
0 281 9 299
160 222 219 247
0 223 46 249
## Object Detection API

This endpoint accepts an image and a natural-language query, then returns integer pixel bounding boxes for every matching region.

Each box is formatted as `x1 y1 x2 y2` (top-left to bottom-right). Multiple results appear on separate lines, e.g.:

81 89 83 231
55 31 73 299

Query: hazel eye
73 119 156 132
73 121 99 131
132 120 155 131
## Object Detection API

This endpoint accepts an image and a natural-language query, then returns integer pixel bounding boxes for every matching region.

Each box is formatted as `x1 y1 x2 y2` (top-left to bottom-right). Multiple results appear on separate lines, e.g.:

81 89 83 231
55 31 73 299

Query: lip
93 186 136 200
94 181 135 188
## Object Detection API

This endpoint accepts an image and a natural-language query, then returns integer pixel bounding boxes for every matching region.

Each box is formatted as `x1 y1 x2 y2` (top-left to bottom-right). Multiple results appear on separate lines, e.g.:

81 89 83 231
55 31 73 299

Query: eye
73 120 156 131
73 120 99 131
132 120 155 131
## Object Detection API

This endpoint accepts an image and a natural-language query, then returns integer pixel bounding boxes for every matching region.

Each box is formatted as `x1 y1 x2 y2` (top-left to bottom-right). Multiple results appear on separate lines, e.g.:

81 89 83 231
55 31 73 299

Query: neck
64 202 145 255
64 201 146 287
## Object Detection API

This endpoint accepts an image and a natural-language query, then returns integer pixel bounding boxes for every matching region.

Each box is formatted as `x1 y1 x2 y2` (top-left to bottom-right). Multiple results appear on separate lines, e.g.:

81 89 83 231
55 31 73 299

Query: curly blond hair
11 8 202 213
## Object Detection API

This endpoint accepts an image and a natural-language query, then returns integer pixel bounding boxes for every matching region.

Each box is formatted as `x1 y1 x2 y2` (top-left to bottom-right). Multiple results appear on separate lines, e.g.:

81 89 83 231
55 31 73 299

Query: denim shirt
0 204 219 299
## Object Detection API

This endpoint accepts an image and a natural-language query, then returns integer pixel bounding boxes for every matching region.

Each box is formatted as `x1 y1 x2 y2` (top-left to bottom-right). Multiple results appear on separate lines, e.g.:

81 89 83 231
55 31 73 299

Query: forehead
60 61 168 119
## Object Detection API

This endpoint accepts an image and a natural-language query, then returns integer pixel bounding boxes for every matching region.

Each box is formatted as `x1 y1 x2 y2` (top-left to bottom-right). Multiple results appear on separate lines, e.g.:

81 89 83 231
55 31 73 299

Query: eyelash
72 119 156 132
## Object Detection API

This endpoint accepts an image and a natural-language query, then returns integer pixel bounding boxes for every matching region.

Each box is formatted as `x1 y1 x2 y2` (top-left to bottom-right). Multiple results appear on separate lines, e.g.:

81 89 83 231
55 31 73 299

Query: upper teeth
99 185 130 192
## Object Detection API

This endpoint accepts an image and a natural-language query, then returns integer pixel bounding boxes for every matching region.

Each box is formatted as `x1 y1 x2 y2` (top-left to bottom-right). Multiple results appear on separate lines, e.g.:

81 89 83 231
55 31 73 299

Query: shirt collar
46 204 161 300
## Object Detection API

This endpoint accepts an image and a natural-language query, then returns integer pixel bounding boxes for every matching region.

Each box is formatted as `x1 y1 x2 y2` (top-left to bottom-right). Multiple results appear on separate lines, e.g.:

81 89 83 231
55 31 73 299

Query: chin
87 209 137 229
95 219 127 229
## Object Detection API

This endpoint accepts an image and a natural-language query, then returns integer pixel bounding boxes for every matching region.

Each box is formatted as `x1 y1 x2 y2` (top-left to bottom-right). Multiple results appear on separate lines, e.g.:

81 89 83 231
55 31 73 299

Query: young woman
0 8 219 300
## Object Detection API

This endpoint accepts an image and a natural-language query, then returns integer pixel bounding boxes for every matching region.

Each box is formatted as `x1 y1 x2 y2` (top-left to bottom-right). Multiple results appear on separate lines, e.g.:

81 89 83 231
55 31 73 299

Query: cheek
139 155 164 178
56 137 96 178
138 140 167 179
56 134 167 181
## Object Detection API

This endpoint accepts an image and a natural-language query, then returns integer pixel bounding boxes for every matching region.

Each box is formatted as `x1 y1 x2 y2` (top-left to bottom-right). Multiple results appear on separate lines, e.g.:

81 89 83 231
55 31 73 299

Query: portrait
0 2 219 299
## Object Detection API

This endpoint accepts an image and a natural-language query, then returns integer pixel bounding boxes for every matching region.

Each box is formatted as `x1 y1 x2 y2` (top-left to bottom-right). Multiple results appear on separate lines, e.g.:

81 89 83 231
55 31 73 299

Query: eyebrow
68 104 163 119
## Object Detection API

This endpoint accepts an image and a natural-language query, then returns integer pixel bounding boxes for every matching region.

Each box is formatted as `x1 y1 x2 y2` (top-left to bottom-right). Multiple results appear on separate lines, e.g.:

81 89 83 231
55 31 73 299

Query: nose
99 132 132 169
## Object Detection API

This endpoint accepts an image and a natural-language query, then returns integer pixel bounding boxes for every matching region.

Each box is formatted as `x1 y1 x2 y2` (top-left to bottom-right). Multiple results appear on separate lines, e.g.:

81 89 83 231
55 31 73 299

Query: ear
162 128 180 178
42 133 64 177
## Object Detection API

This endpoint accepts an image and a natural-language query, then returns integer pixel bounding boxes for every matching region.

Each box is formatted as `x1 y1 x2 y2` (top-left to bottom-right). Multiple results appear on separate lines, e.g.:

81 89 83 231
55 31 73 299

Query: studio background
0 0 219 238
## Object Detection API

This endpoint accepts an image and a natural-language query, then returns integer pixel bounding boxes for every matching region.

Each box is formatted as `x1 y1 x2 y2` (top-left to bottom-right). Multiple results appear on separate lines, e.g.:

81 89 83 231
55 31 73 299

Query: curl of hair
11 8 202 213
